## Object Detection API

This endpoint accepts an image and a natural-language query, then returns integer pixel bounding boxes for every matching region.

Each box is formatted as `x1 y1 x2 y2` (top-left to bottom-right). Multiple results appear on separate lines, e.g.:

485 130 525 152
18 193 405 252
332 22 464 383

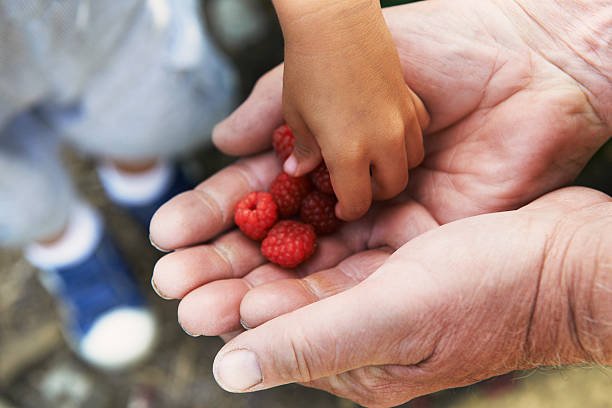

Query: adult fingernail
149 235 170 253
179 321 200 338
283 155 297 175
212 120 227 143
150 275 171 300
240 318 252 330
215 349 263 392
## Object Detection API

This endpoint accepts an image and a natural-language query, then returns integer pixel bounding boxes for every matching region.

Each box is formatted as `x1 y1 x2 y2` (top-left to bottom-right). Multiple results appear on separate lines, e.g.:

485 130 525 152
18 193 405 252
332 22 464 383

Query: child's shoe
97 160 193 228
25 202 157 370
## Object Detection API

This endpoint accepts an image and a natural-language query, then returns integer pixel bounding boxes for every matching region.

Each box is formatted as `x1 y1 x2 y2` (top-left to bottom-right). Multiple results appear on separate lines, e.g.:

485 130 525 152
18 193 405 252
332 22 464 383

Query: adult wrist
562 202 612 365
497 0 612 130
527 195 612 367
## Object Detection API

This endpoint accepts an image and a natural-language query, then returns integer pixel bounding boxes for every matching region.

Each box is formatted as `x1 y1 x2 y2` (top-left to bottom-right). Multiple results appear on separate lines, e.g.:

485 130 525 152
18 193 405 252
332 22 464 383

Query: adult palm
385 0 608 223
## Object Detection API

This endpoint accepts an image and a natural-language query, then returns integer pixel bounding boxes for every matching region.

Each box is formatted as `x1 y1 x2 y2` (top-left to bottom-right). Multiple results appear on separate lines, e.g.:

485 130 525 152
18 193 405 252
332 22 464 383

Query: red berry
234 192 278 240
300 191 342 235
261 221 317 268
310 163 334 195
272 124 295 162
269 172 313 217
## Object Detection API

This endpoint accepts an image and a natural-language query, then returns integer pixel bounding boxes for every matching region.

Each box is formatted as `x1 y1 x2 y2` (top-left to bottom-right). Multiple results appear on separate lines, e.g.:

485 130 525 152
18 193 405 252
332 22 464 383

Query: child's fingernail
334 203 344 220
214 349 263 392
283 155 298 175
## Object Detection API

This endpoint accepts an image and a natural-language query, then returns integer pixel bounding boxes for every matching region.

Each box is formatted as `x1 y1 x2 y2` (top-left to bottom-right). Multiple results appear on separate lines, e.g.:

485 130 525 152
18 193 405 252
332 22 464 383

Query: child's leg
0 114 157 370
0 114 75 247
45 0 237 162
38 0 237 225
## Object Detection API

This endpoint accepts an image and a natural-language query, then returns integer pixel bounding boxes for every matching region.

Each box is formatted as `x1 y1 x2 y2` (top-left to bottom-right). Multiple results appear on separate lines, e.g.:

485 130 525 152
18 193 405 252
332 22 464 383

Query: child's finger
329 159 372 221
408 88 431 132
404 119 425 169
371 149 409 200
281 109 322 176
213 65 284 156
405 89 428 168
283 129 322 177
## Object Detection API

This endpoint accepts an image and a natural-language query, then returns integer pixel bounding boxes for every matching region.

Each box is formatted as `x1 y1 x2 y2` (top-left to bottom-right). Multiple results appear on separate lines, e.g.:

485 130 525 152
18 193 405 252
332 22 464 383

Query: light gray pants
0 0 237 247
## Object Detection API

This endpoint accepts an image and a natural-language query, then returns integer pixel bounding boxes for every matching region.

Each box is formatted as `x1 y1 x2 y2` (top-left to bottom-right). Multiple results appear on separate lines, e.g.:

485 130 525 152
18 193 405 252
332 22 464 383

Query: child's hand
275 0 429 221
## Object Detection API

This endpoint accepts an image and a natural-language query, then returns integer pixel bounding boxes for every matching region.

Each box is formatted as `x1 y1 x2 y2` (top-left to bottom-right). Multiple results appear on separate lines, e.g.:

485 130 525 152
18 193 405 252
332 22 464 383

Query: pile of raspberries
233 125 341 268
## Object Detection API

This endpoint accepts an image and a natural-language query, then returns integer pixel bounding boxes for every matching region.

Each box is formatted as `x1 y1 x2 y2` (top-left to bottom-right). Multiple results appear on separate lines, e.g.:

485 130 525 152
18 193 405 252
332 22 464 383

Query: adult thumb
212 275 413 393
213 65 284 156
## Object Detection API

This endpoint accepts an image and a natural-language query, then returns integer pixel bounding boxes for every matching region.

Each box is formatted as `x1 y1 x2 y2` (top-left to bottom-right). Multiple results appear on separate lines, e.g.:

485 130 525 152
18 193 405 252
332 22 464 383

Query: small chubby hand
237 0 429 221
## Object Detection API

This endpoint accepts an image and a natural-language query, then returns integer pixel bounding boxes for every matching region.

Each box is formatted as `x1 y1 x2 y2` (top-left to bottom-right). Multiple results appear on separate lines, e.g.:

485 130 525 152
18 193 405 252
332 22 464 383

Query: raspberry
272 124 295 162
269 172 313 217
234 192 278 240
300 191 342 235
310 163 334 195
261 221 317 268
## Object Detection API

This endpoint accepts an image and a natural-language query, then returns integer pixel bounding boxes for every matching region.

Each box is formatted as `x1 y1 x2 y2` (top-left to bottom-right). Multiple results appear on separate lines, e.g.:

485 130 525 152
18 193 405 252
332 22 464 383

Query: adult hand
210 187 612 407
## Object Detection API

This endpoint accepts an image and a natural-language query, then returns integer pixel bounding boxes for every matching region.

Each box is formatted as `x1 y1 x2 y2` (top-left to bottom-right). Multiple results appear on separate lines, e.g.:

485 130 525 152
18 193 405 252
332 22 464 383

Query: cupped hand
210 187 611 407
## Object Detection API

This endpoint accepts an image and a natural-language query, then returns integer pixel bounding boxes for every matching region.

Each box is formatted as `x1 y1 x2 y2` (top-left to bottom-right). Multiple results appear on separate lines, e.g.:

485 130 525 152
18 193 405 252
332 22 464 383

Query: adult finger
239 249 391 328
213 65 284 156
149 153 279 251
163 226 378 336
212 271 430 393
152 230 264 300
152 217 365 301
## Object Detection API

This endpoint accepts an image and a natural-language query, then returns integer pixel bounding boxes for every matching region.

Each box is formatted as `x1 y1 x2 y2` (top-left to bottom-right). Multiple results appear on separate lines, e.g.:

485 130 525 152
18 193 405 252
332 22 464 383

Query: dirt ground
1 1 611 406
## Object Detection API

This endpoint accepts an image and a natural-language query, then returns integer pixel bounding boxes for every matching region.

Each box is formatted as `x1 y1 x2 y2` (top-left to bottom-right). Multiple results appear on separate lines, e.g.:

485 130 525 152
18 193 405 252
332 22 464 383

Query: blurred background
0 0 610 407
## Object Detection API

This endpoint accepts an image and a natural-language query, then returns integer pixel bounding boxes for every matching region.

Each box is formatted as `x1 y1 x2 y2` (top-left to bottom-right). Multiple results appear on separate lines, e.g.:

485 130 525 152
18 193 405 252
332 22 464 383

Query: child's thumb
284 130 322 177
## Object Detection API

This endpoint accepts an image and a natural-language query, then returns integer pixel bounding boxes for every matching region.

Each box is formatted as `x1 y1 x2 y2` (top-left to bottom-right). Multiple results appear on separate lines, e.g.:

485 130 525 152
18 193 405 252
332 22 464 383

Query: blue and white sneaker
97 160 193 228
25 203 157 370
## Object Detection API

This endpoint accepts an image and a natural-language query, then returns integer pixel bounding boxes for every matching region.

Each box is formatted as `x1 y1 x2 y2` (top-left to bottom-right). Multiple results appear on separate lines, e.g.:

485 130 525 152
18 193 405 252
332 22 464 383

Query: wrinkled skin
212 187 612 407
150 0 611 406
